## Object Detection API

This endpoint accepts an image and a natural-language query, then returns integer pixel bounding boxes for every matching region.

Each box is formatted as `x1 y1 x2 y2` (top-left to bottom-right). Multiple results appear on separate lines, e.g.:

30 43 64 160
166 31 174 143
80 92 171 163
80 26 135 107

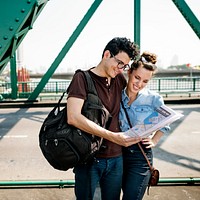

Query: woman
119 52 170 200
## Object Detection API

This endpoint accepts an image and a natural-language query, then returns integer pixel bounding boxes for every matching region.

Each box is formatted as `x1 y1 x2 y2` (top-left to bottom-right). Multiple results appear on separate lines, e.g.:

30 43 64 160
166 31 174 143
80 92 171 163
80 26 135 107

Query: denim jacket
119 88 170 135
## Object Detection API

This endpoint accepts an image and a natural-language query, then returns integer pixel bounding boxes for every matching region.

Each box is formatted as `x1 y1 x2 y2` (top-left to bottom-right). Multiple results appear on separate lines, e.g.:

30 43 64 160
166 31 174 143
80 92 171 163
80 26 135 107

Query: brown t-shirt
67 69 127 158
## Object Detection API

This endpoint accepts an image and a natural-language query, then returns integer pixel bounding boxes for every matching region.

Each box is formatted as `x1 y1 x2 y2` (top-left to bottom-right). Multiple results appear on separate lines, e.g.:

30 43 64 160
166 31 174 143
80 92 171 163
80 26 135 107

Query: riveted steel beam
0 0 48 73
172 0 200 39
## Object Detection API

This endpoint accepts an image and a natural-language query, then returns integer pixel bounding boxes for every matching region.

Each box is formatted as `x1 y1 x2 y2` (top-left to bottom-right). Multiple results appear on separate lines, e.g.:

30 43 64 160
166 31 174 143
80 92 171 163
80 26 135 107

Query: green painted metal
1 76 200 101
28 0 103 101
0 178 200 188
159 177 200 184
172 0 200 39
134 0 141 47
0 0 48 73
0 0 199 101
0 180 75 188
10 53 18 99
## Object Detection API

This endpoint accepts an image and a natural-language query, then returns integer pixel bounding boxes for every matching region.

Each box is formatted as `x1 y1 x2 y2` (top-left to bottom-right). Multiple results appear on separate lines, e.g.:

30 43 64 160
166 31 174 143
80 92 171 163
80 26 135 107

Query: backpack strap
66 69 97 96
56 70 91 113
66 69 111 127
82 70 98 96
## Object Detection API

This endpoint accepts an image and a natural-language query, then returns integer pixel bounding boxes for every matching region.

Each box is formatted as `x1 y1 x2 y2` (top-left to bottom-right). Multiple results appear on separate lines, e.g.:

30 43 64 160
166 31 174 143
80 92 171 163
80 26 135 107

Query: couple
67 37 169 200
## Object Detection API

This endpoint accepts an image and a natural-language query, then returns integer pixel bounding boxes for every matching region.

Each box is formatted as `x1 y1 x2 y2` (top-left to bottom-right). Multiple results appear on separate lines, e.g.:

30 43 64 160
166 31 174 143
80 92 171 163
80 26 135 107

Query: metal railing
0 177 200 188
148 77 200 92
0 77 200 100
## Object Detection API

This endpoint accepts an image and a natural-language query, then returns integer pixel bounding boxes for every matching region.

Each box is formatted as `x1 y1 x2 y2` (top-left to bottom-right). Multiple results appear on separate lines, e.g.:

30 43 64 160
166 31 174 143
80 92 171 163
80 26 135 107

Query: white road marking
0 135 28 138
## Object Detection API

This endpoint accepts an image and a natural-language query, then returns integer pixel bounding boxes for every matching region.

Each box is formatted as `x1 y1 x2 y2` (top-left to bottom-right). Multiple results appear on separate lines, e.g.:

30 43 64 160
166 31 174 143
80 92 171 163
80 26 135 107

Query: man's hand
109 132 141 147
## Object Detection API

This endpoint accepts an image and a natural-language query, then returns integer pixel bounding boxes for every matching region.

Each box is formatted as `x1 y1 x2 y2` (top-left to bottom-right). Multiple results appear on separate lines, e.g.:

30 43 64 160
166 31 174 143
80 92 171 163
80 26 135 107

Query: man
67 37 140 200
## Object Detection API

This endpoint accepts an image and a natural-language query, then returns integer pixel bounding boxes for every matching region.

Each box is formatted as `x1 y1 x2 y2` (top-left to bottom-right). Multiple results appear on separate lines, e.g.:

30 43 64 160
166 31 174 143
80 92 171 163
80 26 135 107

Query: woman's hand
141 138 156 148
142 130 164 148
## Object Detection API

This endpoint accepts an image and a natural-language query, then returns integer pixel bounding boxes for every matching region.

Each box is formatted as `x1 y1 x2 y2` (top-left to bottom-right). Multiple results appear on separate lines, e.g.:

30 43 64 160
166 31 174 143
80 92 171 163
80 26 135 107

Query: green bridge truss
0 0 199 101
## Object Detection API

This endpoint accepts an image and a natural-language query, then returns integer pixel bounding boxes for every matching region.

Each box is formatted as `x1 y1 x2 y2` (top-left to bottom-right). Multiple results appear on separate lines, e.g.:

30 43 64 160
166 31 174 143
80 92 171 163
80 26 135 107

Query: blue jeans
73 156 123 200
122 144 152 200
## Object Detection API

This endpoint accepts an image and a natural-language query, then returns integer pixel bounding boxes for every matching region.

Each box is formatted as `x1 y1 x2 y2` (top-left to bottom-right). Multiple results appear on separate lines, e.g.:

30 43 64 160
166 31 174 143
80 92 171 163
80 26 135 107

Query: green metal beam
0 0 48 73
28 0 103 101
0 178 200 188
134 0 141 47
0 180 75 188
159 177 200 184
172 0 200 39
10 53 18 99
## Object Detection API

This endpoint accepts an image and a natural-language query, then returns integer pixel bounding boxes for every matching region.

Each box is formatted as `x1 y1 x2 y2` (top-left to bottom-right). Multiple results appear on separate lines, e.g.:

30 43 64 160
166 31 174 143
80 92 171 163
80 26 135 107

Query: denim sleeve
160 126 170 134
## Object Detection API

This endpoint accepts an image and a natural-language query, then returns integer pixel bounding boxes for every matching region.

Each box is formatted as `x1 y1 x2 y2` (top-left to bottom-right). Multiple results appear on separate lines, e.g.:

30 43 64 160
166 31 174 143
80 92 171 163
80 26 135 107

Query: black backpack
39 70 109 171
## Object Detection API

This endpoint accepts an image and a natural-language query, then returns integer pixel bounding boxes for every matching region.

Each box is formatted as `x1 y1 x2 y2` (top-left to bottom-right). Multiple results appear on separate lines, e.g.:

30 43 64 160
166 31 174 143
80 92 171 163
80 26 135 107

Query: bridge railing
147 77 200 97
148 77 200 91
0 77 200 100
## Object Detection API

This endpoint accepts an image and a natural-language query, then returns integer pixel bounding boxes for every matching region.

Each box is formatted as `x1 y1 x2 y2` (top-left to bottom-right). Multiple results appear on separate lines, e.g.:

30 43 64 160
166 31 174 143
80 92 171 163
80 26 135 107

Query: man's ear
103 50 111 59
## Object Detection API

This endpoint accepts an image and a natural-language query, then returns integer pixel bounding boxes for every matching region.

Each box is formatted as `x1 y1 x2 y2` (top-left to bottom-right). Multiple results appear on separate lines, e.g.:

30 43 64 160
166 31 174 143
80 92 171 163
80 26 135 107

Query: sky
20 0 200 73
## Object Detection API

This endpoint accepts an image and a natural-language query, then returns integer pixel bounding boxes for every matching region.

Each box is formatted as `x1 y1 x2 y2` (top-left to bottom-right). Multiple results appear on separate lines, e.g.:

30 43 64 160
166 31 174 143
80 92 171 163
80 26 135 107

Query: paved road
0 104 200 199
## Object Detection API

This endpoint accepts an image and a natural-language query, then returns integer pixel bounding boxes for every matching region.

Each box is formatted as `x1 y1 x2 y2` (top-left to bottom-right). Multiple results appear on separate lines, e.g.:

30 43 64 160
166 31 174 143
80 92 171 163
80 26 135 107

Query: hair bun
141 51 157 64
